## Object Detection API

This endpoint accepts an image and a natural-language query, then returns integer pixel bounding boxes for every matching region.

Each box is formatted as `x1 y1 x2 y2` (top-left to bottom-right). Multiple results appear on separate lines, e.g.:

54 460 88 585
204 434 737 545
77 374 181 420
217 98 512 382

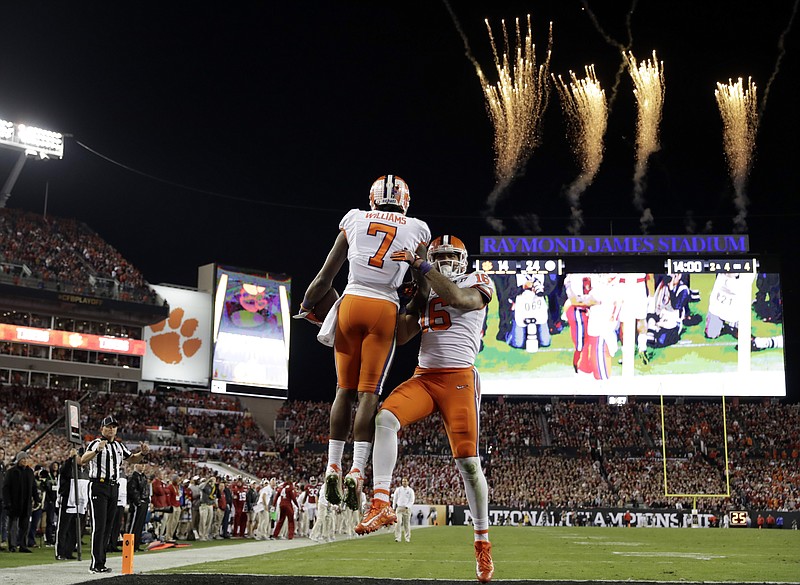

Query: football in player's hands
294 287 339 326
312 287 339 321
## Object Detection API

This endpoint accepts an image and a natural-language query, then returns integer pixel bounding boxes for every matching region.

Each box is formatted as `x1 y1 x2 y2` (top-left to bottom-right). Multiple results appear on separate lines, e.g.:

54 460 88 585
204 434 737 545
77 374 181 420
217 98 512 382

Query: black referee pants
88 480 118 570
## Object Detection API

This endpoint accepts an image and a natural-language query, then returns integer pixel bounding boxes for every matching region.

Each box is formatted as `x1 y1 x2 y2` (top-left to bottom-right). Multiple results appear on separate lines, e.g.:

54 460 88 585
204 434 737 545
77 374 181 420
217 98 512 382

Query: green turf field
161 526 800 582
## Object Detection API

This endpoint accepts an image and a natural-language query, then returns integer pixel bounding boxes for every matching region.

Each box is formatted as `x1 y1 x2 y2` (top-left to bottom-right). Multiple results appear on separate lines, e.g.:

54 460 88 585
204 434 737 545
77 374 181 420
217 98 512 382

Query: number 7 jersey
418 272 494 369
340 209 431 303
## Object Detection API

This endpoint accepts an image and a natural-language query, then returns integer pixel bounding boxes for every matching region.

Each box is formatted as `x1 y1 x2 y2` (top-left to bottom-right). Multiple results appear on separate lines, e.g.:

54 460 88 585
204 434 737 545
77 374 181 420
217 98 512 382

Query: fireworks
554 65 608 234
625 50 665 233
579 0 639 112
478 16 553 230
716 77 758 233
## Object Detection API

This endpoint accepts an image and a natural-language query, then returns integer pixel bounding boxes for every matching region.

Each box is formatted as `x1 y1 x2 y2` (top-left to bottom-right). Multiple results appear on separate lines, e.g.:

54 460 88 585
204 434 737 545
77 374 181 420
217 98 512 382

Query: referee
79 415 149 574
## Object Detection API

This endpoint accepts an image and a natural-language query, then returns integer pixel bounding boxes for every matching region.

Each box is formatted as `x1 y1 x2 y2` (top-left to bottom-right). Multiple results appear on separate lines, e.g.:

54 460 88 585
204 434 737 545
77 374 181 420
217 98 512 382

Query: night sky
1 1 798 402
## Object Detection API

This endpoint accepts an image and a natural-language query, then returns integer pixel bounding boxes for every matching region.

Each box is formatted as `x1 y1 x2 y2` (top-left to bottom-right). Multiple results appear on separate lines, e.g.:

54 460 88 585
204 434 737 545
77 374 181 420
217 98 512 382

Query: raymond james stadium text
479 235 750 255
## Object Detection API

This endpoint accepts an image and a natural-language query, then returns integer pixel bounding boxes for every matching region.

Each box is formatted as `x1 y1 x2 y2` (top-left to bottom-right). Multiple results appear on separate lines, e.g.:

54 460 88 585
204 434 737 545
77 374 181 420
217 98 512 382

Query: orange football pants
380 366 481 458
334 294 398 395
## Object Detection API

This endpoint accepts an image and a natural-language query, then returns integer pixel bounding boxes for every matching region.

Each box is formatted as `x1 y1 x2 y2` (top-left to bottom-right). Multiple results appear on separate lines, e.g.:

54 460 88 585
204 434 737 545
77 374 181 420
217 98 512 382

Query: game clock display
471 255 785 397
666 258 758 274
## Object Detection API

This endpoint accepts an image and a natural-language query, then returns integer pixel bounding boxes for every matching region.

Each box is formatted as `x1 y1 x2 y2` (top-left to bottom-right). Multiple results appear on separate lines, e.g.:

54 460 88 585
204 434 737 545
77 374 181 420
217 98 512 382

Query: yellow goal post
659 394 731 500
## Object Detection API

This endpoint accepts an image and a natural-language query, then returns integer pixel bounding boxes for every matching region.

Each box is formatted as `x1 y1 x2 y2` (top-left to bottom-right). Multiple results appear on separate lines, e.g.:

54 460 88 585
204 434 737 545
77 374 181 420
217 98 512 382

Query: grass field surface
161 526 800 582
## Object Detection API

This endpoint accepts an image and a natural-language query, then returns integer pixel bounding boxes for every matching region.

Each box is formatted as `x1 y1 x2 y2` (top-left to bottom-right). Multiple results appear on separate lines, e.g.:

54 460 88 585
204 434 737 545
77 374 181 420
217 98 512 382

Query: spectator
54 449 80 560
126 463 149 551
3 451 37 552
0 446 7 550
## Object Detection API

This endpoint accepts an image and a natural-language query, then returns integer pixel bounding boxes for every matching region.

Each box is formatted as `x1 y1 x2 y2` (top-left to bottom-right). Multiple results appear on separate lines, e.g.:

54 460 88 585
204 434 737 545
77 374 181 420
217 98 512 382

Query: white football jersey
339 209 431 303
417 272 494 369
513 274 548 326
708 272 755 323
618 273 649 320
586 275 623 353
564 273 594 302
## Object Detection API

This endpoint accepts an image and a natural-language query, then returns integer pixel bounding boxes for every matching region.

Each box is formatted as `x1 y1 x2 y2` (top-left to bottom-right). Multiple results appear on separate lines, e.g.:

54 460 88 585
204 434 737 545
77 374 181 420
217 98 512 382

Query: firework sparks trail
625 50 664 234
441 4 553 233
580 0 639 113
554 65 608 234
716 77 758 234
441 0 482 72
759 0 799 122
441 1 512 233
478 16 553 232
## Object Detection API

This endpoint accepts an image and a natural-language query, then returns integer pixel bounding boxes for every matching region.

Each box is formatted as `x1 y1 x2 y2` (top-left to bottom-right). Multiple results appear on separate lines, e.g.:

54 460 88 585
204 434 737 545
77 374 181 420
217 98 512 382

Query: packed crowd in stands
545 401 644 453
0 208 160 304
2 386 799 513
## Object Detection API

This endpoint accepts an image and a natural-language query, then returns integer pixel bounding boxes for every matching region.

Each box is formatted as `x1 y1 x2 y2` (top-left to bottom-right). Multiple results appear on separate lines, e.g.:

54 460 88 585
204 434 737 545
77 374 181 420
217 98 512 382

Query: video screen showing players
211 266 291 390
475 271 785 397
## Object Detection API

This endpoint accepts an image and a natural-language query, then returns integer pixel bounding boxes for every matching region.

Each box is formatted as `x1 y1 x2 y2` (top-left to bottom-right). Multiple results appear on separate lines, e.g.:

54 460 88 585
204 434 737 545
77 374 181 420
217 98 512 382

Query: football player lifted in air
294 175 430 513
355 235 496 584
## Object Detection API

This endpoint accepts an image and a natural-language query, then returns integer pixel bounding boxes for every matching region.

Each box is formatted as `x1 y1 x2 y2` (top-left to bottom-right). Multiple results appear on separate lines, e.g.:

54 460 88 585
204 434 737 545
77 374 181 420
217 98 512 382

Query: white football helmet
369 174 410 214
428 235 468 279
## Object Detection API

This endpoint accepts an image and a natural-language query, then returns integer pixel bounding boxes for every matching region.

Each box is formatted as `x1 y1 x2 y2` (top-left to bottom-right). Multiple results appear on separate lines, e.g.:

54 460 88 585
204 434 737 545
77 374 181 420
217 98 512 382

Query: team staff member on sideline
392 477 415 543
126 463 150 551
294 174 430 512
54 449 79 560
80 415 149 574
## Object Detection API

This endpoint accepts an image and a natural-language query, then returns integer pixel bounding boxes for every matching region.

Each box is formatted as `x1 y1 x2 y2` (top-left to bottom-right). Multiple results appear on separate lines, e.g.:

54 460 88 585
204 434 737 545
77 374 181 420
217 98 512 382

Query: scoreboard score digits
665 258 758 274
474 258 566 275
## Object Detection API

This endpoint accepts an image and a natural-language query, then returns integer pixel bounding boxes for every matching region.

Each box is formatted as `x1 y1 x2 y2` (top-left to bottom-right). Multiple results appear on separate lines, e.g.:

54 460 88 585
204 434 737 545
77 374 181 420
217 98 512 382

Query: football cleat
324 465 343 505
343 469 364 511
474 540 494 583
355 498 397 535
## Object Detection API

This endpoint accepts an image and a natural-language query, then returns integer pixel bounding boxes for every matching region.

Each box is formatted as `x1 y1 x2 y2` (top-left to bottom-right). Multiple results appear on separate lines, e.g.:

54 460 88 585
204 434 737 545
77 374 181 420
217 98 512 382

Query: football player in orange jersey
355 236 495 584
294 175 430 513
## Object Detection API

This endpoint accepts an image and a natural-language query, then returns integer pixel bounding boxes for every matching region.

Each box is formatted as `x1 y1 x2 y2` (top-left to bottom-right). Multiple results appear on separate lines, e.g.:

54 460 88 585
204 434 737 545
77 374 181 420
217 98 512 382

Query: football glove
397 281 418 314
293 309 323 326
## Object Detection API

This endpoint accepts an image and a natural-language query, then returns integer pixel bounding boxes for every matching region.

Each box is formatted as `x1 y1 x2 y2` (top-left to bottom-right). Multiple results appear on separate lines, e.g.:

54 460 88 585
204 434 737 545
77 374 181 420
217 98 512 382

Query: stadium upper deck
1 208 168 391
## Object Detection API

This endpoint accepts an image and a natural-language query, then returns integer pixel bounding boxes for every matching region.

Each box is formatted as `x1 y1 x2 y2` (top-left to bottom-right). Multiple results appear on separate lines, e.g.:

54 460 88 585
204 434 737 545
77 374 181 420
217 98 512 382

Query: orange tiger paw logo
149 308 202 364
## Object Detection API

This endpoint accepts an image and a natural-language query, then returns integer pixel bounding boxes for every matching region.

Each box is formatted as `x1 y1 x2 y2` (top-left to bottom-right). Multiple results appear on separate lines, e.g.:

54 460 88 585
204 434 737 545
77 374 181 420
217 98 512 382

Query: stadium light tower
0 117 65 207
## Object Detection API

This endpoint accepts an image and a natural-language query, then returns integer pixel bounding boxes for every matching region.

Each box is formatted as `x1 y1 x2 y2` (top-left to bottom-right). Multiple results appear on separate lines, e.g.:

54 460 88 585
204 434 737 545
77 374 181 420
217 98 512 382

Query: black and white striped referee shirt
86 437 132 482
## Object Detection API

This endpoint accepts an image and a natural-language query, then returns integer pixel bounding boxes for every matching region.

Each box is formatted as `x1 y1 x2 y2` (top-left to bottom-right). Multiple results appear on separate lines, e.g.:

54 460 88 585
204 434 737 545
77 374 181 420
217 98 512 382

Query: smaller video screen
211 266 291 393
